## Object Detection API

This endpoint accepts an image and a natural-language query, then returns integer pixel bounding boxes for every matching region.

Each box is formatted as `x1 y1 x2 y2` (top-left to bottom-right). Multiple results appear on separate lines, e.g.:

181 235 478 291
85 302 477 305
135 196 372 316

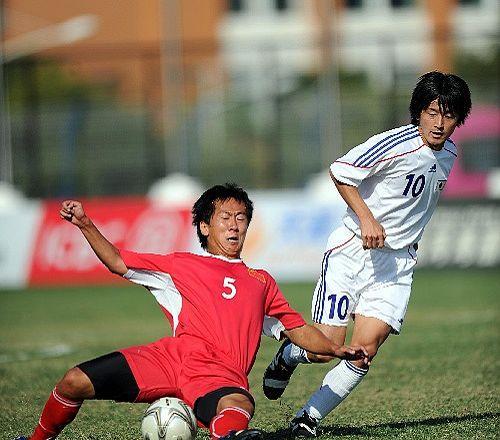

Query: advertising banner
418 200 500 267
240 191 347 281
28 198 192 286
1 195 499 289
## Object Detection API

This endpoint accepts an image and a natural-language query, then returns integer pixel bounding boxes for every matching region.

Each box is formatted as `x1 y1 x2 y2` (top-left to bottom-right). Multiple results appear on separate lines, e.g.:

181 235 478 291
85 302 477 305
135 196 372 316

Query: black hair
409 71 472 127
192 183 254 249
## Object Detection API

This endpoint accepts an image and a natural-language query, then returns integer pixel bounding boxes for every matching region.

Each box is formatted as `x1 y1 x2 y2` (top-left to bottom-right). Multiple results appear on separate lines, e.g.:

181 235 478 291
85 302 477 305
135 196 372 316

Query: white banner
0 201 43 288
235 195 500 280
418 201 500 267
239 191 346 281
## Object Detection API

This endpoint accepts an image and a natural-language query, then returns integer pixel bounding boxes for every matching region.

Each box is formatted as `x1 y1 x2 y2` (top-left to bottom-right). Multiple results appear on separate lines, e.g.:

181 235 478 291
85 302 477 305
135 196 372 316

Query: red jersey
119 250 305 376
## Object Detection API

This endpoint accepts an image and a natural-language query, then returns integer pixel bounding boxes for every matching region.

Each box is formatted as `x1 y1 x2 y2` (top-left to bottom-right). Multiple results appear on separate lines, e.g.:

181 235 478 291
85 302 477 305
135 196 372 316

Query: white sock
300 360 367 421
283 343 310 367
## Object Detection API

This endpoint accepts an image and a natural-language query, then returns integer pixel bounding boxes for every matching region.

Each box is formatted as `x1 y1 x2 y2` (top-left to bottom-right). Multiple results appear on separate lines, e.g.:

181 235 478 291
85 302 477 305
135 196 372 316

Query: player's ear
200 221 210 237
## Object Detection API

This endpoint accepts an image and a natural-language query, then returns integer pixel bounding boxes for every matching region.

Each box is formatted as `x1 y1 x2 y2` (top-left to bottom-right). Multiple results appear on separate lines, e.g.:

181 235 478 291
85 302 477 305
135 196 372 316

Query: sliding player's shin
30 388 83 440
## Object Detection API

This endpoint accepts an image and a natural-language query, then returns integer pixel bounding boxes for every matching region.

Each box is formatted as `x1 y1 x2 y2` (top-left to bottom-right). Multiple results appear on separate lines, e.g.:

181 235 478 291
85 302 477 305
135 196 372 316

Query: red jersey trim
326 233 356 253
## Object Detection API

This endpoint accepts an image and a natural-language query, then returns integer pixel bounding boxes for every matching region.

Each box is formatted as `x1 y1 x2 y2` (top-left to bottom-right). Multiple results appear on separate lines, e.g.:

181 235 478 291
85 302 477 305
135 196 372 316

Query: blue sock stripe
359 132 420 167
344 360 368 376
353 125 417 166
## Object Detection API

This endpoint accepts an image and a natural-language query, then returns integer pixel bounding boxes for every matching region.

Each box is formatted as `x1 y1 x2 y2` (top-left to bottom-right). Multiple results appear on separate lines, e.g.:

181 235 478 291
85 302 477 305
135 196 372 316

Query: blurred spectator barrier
4 31 498 197
1 194 499 288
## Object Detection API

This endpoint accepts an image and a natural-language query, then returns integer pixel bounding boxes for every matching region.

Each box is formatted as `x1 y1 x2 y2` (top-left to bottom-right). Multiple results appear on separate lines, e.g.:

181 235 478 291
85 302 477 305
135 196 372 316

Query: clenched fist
60 200 90 228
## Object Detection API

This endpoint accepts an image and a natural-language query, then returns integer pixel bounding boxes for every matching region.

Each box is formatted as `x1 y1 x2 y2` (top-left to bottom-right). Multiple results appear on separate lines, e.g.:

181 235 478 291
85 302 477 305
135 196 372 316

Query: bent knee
349 342 380 369
57 367 94 400
217 393 254 417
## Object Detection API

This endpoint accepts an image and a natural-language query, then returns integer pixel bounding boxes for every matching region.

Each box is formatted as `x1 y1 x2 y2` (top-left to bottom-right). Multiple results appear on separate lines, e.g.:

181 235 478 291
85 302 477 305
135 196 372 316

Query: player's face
418 99 459 150
201 198 249 259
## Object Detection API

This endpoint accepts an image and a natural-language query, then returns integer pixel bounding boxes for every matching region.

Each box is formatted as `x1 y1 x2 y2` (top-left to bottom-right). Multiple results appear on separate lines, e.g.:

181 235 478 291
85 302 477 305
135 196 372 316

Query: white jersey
329 124 457 250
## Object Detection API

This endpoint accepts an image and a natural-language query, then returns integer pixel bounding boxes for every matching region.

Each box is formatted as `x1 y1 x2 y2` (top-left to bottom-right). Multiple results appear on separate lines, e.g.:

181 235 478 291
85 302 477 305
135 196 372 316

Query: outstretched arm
331 170 386 249
284 324 370 365
60 200 128 275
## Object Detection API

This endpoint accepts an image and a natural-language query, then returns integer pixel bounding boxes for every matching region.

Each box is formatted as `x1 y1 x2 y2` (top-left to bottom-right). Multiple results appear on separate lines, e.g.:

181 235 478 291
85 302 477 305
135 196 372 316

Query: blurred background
1 5 498 438
0 0 499 287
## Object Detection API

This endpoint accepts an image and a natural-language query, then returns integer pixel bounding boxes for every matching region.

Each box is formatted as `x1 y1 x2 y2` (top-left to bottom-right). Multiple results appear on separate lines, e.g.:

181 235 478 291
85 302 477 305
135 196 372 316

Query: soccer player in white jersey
262 71 472 437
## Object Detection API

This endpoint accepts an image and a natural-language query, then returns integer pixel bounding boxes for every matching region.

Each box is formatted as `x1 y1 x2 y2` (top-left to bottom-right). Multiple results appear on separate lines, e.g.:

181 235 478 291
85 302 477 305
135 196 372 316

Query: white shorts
311 225 418 334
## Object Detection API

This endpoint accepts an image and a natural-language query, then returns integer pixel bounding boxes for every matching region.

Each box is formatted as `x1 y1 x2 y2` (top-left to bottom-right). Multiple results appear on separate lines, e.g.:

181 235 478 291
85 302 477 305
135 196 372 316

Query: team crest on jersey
436 179 447 191
428 164 437 173
248 268 266 284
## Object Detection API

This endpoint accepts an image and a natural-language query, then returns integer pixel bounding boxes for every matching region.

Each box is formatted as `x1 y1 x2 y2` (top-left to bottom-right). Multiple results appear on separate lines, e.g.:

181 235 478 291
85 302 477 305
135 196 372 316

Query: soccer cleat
14 437 29 440
289 411 319 438
220 428 264 440
262 338 297 400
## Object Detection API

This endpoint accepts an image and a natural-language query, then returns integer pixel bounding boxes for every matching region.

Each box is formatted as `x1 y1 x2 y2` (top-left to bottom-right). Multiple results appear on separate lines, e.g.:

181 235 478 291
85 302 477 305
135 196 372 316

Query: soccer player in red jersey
16 183 368 440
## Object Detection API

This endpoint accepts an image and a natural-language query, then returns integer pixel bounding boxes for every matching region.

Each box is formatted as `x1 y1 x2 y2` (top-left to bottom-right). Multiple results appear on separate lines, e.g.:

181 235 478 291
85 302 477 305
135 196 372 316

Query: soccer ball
141 397 198 440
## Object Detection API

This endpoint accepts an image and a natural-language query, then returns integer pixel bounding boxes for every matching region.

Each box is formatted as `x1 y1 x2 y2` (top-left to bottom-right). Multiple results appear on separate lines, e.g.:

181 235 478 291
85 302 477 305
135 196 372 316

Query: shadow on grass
263 411 500 439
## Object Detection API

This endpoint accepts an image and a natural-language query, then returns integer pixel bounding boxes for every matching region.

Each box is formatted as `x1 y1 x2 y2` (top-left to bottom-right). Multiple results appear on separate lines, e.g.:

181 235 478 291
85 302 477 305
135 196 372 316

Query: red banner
28 198 193 286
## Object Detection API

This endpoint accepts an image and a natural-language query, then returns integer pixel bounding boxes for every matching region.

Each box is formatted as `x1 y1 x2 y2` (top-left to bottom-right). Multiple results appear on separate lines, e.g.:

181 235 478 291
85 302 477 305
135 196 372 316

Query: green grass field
1 269 498 439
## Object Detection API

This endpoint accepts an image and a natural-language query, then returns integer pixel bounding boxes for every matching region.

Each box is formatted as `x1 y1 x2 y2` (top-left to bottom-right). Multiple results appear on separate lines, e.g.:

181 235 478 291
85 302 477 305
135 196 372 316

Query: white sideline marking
0 344 74 364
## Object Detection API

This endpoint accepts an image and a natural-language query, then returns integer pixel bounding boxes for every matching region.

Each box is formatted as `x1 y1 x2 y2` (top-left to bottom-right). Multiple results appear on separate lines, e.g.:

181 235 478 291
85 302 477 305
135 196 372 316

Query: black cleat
220 428 264 440
14 437 28 440
289 411 319 438
263 339 297 400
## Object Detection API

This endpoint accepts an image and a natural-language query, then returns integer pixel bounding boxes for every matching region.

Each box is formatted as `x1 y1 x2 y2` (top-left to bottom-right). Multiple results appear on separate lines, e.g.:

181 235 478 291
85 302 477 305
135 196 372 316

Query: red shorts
119 336 249 408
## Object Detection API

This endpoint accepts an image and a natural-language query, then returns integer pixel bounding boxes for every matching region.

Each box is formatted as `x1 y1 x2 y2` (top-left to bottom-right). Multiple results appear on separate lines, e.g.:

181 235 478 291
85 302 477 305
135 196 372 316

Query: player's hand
333 344 371 366
360 217 386 249
60 200 89 228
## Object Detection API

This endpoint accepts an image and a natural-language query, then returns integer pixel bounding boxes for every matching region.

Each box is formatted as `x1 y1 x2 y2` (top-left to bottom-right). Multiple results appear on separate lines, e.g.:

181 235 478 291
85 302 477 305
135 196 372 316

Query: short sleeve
330 125 420 187
120 249 175 272
119 250 176 291
330 140 392 187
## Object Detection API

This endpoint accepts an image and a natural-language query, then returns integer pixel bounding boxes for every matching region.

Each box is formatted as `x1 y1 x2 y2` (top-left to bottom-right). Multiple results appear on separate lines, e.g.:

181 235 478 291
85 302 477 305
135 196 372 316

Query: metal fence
2 32 499 198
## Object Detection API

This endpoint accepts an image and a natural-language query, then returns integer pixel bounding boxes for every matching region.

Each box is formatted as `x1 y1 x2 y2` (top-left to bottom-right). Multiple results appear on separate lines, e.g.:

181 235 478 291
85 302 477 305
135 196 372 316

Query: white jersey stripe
360 132 420 167
355 127 418 166
353 125 417 166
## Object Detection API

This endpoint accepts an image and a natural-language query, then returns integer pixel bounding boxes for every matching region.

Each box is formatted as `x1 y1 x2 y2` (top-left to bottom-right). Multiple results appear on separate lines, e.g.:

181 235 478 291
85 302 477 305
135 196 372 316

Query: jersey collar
201 250 243 263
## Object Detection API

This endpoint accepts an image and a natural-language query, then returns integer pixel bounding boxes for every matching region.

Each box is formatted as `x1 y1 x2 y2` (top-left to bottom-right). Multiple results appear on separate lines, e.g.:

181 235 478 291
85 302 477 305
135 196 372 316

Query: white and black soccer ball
141 397 198 440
